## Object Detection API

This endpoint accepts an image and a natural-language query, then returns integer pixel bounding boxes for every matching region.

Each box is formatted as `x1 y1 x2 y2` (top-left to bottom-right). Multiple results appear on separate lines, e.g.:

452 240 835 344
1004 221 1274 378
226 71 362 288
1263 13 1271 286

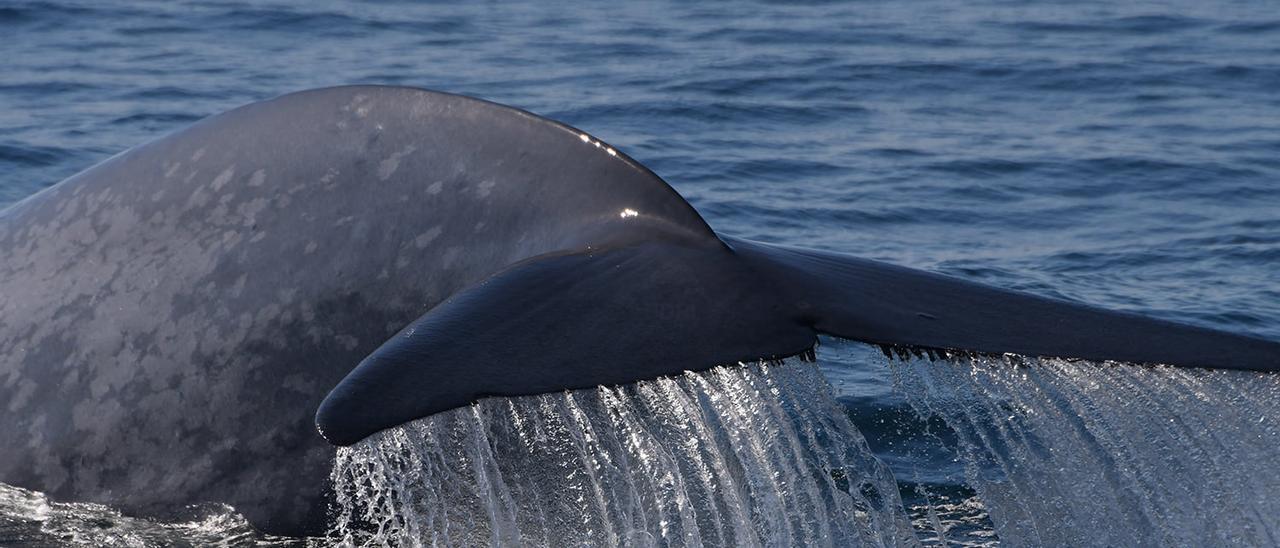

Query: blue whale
1 86 1276 535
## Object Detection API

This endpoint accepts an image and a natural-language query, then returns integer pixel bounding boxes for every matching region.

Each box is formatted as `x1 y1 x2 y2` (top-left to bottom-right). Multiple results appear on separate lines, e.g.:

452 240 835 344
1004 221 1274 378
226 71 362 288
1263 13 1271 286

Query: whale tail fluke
315 240 816 446
730 237 1280 372
306 87 1277 449
318 233 1279 447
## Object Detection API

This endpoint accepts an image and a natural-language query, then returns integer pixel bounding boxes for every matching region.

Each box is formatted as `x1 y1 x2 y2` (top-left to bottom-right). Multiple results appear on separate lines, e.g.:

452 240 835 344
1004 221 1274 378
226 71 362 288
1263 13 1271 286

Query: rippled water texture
3 0 1279 546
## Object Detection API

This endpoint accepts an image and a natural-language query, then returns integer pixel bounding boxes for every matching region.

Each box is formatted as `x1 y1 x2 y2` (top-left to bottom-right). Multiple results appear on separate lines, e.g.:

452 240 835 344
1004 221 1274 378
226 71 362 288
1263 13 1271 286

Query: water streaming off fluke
3 348 1276 546
328 361 917 547
888 353 1280 547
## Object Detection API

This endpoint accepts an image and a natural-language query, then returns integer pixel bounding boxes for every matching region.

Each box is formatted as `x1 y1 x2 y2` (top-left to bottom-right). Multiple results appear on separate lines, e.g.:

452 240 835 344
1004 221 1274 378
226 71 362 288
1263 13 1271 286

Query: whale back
0 86 718 534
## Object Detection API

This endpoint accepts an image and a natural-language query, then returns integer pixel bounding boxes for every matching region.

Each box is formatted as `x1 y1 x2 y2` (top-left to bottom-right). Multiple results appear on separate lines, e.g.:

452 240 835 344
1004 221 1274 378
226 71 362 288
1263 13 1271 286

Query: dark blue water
3 1 1278 545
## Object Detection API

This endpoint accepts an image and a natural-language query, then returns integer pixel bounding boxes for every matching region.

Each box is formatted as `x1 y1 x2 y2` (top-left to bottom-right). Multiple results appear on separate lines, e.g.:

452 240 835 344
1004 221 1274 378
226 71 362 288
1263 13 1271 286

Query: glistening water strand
328 360 917 547
887 352 1280 547
4 347 1274 546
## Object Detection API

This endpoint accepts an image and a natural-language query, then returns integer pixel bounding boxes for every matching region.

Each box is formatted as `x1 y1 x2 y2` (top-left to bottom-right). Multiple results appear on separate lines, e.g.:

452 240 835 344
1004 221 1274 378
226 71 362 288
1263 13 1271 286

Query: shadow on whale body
0 85 1276 536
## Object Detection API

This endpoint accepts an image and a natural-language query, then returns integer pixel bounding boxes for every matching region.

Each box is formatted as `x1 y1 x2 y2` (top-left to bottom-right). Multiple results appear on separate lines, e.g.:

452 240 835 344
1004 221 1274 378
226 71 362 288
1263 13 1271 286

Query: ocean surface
2 0 1279 546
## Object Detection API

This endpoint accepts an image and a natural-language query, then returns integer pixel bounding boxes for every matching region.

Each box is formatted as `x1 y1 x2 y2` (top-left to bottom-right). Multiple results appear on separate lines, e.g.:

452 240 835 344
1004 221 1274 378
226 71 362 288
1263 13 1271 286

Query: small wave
1216 20 1280 34
0 6 33 24
922 158 1040 177
862 147 936 159
215 8 372 34
558 99 866 128
213 7 470 36
122 86 223 100
0 2 96 25
0 144 70 168
0 81 103 94
998 14 1206 35
109 112 203 128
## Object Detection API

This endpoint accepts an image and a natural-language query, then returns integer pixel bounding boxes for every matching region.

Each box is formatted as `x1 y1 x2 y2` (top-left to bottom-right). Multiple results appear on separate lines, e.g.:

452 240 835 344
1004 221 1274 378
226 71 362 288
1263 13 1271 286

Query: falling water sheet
330 349 1280 547
2 350 1277 546
887 352 1280 548
329 361 918 548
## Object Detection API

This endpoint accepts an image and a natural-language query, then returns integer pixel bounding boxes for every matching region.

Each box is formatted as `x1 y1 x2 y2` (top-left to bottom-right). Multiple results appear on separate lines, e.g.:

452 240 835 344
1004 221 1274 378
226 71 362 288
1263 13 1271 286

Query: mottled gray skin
4 85 1278 538
0 86 714 535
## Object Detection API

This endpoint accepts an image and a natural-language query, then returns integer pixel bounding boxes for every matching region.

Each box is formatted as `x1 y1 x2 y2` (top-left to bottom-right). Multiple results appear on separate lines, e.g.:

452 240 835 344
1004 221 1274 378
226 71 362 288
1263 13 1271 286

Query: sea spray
328 360 918 547
889 354 1280 547
0 482 303 547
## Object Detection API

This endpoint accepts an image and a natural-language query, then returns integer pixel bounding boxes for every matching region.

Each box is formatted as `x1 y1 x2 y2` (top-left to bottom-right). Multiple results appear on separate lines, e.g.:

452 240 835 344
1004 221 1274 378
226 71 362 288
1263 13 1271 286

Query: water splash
889 353 1280 547
0 482 309 547
329 360 917 547
8 348 1275 546
904 493 995 548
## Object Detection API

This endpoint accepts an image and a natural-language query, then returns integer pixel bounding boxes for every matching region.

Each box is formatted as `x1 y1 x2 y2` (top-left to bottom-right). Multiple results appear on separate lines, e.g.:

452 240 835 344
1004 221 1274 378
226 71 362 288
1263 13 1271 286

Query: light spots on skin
414 226 442 249
441 246 462 268
248 169 266 187
304 241 318 254
281 373 315 395
6 379 35 412
210 167 236 192
378 145 417 181
342 94 372 119
335 334 360 351
253 304 283 330
230 274 248 297
426 180 444 195
477 179 496 198
238 198 269 227
319 168 340 191
63 217 96 247
186 186 211 209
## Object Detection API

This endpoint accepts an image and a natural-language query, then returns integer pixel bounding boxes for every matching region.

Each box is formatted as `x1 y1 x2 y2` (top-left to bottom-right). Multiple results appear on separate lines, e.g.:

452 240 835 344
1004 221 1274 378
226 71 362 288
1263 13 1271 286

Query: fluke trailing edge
1 86 1277 535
